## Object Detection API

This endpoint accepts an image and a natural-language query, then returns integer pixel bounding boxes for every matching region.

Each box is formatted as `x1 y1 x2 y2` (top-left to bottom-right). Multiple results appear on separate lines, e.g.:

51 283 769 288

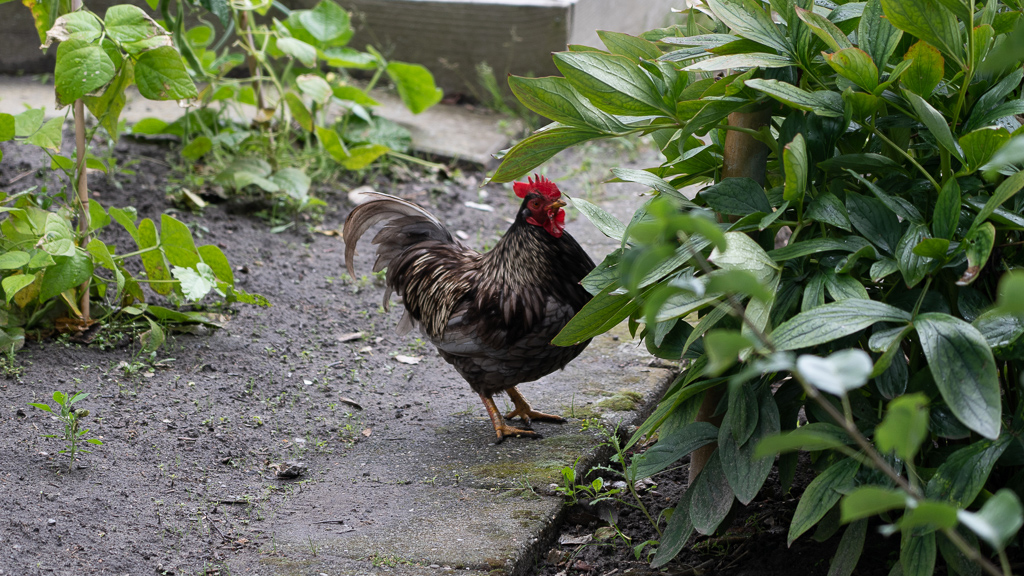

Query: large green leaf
104 4 168 51
491 125 603 183
719 388 779 505
706 0 790 54
159 214 200 268
826 48 878 92
915 313 1000 439
846 191 901 254
794 6 853 53
745 79 844 117
881 0 963 64
598 30 662 61
630 421 719 480
650 485 694 568
959 127 1010 173
386 62 442 114
508 76 628 133
134 46 198 100
700 177 772 215
901 41 944 98
770 237 873 261
926 437 1009 507
901 530 936 576
689 451 735 535
841 486 908 522
570 196 626 242
829 519 868 576
895 222 936 288
788 458 860 545
772 299 911 350
554 51 671 116
858 0 902 71
969 169 1024 232
905 90 964 163
137 218 171 295
783 133 808 204
39 251 93 302
54 38 116 105
553 283 641 346
932 177 960 239
298 0 351 45
684 52 795 71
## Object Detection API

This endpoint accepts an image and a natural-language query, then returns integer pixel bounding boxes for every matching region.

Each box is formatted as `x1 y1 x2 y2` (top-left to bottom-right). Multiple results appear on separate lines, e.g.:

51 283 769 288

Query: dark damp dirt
0 133 917 576
528 452 905 576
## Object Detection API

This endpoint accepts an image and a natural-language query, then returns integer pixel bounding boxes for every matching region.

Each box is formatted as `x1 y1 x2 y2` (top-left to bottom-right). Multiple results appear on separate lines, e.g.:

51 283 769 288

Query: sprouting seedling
29 391 103 471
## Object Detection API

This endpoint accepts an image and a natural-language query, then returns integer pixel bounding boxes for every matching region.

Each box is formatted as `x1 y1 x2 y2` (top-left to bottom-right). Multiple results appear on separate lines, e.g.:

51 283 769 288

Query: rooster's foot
504 386 567 428
479 392 546 443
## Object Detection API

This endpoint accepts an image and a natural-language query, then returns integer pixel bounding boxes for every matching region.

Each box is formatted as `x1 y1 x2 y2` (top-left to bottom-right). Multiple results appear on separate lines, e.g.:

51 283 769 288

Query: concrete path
0 75 675 576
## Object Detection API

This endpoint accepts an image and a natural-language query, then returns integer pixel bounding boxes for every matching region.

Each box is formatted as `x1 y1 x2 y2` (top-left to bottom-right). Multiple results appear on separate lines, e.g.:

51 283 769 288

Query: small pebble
47 519 56 526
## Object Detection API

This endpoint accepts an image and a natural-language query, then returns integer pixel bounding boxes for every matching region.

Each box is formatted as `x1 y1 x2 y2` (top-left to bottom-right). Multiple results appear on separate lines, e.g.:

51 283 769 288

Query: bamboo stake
688 105 773 486
72 0 89 322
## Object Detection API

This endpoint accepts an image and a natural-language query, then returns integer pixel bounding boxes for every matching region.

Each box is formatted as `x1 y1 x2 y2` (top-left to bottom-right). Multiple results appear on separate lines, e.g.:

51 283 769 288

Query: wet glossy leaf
881 0 963 63
707 0 790 54
54 38 116 105
925 437 1009 507
690 451 735 535
700 177 772 215
772 299 911 350
915 313 1000 439
788 458 860 545
826 48 878 92
901 41 943 98
858 0 902 71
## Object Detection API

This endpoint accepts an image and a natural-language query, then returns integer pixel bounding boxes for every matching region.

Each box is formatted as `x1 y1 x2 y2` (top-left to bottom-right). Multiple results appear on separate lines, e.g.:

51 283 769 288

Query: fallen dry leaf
394 355 422 365
361 428 372 437
337 332 364 342
339 396 362 410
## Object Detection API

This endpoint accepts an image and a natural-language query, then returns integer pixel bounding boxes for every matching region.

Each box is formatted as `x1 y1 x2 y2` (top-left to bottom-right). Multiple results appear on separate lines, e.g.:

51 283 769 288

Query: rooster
343 176 595 442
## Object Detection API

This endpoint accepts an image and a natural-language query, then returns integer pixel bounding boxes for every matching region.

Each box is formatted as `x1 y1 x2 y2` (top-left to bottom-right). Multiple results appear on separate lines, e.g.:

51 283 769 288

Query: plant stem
867 125 941 193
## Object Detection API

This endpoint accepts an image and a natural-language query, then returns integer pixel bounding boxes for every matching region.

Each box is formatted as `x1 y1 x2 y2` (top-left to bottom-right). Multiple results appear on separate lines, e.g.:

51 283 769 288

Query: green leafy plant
132 0 443 222
0 1 265 350
492 0 1024 574
29 391 103 471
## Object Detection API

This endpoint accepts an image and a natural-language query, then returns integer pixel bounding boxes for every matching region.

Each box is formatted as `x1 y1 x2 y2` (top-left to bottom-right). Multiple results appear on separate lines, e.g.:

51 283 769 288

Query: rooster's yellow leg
504 387 566 427
479 393 542 442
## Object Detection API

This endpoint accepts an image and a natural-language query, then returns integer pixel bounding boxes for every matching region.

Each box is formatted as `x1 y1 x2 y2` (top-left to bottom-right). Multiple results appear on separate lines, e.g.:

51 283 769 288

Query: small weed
29 391 104 471
0 345 24 378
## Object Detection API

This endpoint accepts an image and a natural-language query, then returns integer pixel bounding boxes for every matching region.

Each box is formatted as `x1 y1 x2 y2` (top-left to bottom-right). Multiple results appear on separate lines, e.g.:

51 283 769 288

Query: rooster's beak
548 200 566 211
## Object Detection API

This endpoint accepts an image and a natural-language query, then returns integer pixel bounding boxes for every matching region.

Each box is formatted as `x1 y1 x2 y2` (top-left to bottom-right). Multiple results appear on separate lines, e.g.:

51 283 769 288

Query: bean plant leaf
298 0 351 44
172 263 217 302
386 62 443 114
135 46 198 100
39 252 93 302
915 313 1000 439
277 38 318 67
54 38 116 105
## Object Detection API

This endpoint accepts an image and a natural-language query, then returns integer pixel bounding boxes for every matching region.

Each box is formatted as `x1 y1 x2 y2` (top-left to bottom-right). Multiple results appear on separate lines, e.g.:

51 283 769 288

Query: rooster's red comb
513 174 560 201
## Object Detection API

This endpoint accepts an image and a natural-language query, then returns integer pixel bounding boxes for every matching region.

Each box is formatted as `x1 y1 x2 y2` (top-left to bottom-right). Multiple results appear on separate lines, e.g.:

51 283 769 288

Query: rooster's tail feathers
342 192 452 279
